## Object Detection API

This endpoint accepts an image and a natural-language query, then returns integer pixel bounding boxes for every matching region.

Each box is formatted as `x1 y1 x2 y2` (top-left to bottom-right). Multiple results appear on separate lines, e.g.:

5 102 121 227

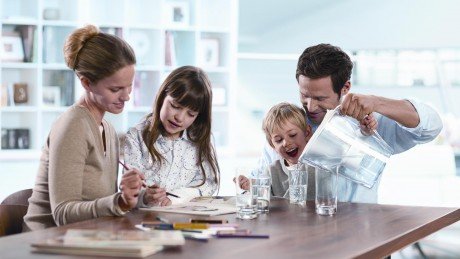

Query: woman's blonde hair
262 102 308 148
142 66 219 186
64 24 136 83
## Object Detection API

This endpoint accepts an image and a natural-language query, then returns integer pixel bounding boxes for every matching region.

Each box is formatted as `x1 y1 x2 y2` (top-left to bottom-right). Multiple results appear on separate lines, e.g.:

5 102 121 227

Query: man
258 43 443 203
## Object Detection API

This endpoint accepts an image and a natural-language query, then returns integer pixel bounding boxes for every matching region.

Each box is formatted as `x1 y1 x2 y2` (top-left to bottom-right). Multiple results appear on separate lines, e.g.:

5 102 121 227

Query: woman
23 25 144 231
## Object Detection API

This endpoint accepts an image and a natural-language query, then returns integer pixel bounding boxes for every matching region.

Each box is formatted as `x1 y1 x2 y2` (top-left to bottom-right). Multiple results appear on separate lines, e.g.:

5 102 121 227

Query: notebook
140 197 236 216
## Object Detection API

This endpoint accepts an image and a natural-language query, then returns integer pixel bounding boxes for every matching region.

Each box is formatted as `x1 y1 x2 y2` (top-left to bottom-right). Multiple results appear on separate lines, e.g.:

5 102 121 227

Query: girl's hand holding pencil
144 184 172 207
119 160 179 207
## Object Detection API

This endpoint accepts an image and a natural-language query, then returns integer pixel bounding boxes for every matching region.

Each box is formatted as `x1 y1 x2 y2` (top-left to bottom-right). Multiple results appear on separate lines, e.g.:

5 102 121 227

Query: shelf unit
0 0 238 159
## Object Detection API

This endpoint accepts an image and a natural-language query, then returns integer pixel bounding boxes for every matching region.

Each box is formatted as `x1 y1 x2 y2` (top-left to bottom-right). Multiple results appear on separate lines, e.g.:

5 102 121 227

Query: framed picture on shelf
15 129 30 149
43 86 61 107
199 38 219 67
13 83 28 104
1 32 24 62
164 1 190 27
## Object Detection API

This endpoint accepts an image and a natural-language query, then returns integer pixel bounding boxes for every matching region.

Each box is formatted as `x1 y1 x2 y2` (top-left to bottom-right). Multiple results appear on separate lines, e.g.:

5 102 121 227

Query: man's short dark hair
296 43 353 94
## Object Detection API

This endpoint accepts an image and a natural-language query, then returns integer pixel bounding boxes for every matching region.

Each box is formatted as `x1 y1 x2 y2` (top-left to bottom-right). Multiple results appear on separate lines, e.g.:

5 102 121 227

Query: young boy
260 102 378 200
237 102 378 201
261 102 315 199
236 102 315 199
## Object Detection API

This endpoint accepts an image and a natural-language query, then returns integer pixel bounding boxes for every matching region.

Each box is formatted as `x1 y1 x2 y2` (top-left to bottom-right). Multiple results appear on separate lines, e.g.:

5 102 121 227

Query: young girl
24 25 144 231
124 66 219 206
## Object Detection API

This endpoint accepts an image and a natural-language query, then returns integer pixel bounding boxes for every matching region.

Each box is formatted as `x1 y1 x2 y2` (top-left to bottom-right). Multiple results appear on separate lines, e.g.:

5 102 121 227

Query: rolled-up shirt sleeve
376 99 443 154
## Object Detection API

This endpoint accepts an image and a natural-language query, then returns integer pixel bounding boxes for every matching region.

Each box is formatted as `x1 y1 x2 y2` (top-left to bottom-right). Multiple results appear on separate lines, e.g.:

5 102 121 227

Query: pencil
166 192 180 198
119 161 147 188
118 160 129 170
146 223 209 230
119 161 180 198
216 229 250 235
215 233 269 239
173 223 209 230
146 184 180 198
191 219 228 224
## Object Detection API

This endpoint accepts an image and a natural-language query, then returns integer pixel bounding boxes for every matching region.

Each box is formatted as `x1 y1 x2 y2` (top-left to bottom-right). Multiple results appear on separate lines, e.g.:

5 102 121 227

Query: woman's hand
143 184 171 206
118 168 144 211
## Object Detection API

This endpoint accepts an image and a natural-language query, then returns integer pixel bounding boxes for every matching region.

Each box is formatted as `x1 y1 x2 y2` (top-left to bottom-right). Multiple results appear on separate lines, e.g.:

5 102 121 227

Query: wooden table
1 199 459 259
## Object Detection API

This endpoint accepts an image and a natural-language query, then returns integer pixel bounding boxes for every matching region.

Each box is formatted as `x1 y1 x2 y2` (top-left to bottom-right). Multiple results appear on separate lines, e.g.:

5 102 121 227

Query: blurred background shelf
1 0 237 165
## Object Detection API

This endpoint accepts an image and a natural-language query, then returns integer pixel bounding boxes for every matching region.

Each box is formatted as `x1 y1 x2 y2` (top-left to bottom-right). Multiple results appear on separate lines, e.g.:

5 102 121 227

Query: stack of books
1 128 30 149
31 229 185 258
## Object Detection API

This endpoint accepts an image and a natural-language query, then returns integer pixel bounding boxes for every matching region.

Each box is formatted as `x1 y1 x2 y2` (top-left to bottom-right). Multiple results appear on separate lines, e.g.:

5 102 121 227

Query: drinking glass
315 167 338 216
252 169 271 213
235 168 258 219
288 168 308 205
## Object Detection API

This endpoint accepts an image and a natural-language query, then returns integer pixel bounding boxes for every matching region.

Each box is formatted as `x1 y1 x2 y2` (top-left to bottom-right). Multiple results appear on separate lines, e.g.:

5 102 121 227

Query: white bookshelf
0 0 238 160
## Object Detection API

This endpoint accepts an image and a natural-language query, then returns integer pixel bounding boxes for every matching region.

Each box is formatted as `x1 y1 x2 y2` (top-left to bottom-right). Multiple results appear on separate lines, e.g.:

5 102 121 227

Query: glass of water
235 168 258 219
288 168 308 205
315 167 338 216
252 169 271 213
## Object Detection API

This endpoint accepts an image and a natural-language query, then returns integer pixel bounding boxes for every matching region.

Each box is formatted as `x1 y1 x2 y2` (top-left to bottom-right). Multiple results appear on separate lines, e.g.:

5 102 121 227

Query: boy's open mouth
286 147 299 158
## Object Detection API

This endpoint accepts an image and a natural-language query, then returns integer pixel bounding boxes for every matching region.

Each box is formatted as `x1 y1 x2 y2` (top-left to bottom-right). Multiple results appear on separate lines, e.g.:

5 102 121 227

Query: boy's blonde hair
262 102 308 148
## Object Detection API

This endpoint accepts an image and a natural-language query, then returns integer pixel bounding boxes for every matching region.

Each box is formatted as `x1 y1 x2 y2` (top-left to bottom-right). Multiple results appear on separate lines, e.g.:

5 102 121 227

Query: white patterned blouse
124 118 218 206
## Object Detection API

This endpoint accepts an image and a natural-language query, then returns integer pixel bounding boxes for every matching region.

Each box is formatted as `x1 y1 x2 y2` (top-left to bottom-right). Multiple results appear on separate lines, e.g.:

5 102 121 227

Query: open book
140 196 236 216
31 229 184 258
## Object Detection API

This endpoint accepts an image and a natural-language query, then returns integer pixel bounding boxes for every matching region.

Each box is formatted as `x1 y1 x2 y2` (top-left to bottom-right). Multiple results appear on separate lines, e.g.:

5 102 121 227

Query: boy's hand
359 113 378 136
233 175 250 190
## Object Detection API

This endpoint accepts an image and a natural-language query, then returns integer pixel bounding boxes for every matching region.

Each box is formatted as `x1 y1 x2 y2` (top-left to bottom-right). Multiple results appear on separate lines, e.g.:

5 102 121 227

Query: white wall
237 0 460 155
0 161 38 202
240 0 460 53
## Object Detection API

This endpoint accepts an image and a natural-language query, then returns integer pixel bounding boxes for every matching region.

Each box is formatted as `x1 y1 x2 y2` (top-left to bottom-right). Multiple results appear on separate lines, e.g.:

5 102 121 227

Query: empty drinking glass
315 167 338 216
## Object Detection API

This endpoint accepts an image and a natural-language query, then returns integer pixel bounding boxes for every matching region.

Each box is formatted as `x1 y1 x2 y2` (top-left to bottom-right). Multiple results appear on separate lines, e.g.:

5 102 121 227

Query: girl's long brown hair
142 66 219 186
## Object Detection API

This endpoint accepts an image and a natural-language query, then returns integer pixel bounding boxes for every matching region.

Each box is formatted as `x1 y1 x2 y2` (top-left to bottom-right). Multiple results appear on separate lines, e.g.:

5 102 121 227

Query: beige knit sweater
23 105 123 231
